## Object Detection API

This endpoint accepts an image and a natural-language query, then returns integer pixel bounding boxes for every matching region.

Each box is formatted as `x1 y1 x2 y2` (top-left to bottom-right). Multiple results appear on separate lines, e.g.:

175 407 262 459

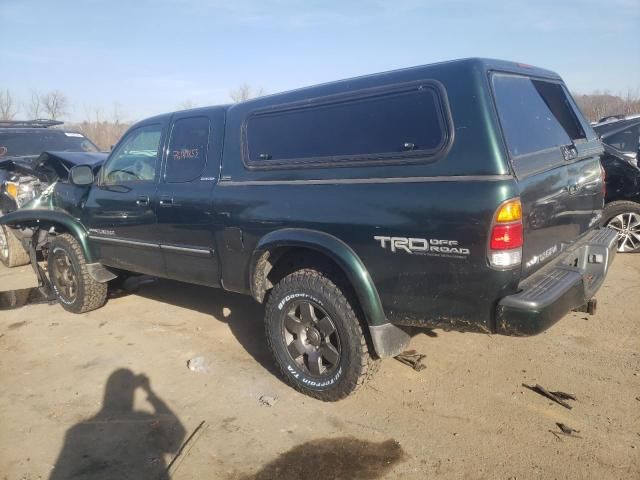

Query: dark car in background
593 115 640 252
0 120 102 266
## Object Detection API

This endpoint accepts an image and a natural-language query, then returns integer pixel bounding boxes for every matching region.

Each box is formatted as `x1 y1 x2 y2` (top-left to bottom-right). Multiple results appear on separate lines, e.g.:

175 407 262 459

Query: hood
0 151 107 183
37 151 107 168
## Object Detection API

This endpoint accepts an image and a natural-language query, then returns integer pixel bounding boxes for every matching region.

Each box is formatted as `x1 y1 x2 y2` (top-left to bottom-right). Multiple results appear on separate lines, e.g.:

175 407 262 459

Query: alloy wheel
282 300 341 377
607 212 640 252
51 247 78 302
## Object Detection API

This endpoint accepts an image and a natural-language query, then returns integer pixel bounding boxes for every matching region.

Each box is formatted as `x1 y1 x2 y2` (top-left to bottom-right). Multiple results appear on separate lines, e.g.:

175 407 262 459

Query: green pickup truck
1 58 617 400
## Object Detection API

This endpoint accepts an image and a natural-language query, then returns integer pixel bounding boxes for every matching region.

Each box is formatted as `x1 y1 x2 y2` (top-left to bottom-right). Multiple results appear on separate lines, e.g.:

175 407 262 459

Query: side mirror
70 164 95 186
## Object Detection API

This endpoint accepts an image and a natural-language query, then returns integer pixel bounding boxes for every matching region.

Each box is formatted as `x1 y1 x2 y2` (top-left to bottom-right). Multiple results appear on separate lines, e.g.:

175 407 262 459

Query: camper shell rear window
492 73 587 159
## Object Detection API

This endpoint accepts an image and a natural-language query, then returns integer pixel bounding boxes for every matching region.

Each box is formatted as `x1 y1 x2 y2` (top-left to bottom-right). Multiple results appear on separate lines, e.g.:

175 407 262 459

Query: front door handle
136 196 149 206
159 197 174 206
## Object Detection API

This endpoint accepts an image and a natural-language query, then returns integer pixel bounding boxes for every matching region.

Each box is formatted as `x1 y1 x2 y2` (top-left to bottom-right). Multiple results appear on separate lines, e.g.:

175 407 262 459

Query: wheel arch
0 209 96 262
250 228 386 328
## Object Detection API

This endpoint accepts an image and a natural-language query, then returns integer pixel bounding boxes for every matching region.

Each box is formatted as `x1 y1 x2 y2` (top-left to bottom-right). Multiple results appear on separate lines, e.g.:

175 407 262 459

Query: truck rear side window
165 116 210 183
244 83 449 167
492 74 586 158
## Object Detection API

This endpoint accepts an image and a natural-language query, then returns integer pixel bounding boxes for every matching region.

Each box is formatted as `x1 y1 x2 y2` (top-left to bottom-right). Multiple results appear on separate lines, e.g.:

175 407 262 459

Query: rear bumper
496 228 617 336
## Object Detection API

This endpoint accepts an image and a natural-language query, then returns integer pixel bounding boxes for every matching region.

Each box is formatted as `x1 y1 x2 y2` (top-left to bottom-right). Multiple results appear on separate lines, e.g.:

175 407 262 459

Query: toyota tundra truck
0 58 617 401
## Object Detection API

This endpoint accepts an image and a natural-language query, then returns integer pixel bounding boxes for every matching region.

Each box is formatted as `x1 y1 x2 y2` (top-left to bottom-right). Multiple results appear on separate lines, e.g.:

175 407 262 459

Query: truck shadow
0 287 50 310
114 277 440 379
129 277 279 378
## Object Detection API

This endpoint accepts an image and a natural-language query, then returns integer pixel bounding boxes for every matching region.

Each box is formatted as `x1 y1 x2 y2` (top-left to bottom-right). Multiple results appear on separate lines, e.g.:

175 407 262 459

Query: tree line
1 85 638 151
574 91 640 123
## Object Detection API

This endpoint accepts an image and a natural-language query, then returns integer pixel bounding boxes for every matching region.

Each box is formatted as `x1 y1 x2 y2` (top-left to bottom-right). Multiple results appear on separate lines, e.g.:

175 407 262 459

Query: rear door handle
159 197 174 206
136 196 149 206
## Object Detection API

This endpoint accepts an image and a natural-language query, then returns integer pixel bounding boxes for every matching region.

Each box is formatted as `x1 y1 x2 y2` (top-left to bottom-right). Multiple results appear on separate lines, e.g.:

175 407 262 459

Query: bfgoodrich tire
265 268 377 401
0 225 30 268
47 234 107 313
602 201 640 253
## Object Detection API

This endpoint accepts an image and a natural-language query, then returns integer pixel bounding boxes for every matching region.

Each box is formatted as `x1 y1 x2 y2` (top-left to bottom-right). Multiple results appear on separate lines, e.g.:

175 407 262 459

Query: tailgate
491 73 604 277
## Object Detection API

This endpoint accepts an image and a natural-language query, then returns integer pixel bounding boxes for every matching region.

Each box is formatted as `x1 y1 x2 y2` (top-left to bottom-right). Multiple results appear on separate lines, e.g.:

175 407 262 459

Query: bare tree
0 89 19 120
574 90 640 123
111 102 124 126
229 83 266 103
42 90 69 120
25 90 43 119
72 104 130 151
622 88 640 116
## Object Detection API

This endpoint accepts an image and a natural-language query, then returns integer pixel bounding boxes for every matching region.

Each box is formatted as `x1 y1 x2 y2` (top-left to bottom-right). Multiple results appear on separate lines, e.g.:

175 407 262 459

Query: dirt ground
0 254 638 480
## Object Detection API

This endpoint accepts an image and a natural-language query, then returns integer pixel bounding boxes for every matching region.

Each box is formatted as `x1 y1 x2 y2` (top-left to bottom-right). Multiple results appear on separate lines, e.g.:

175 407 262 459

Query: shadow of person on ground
50 368 186 480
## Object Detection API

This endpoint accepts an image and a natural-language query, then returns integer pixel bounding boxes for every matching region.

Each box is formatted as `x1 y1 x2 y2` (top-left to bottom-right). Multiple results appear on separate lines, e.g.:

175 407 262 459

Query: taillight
488 198 523 269
490 223 523 250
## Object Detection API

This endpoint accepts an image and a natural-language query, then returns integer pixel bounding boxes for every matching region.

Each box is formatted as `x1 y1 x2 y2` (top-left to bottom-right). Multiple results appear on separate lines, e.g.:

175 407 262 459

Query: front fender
0 208 95 262
252 228 386 327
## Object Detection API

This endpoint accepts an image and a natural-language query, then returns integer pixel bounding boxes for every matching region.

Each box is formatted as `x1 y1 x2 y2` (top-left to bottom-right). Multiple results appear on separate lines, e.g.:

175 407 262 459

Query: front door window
101 124 162 185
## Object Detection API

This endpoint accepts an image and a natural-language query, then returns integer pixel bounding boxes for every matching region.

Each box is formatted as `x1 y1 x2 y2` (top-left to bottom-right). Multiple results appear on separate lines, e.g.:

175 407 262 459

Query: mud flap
86 263 118 283
368 323 411 358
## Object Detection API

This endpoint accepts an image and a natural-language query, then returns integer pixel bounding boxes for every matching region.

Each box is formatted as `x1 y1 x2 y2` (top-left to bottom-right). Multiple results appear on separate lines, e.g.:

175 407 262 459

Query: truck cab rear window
492 74 586 158
165 116 210 183
244 84 448 167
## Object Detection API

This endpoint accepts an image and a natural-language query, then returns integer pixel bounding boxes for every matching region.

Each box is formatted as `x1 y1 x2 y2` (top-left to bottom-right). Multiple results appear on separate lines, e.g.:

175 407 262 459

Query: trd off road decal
374 236 471 258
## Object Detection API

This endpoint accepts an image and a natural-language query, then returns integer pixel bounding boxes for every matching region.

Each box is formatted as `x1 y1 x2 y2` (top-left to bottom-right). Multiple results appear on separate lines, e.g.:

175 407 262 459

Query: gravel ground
0 254 638 479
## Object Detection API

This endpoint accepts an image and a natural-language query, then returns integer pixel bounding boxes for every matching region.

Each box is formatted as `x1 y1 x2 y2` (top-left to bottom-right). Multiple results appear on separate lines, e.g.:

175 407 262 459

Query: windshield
0 131 99 158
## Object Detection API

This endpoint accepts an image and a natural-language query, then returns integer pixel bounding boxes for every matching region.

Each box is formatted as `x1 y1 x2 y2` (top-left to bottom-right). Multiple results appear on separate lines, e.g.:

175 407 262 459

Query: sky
1 0 639 122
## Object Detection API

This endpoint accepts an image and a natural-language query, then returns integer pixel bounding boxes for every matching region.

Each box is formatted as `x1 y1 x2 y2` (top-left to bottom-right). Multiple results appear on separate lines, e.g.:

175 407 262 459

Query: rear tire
602 201 640 253
0 225 30 268
47 234 107 313
264 268 378 401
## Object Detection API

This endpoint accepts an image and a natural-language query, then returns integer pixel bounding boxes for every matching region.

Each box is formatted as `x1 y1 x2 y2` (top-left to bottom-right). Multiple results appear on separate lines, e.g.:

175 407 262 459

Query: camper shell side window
242 81 453 169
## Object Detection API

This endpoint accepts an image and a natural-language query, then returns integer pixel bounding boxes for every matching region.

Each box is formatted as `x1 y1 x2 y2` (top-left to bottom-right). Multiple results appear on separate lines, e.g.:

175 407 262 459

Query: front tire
47 234 107 313
265 268 377 401
0 225 30 268
603 201 640 253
